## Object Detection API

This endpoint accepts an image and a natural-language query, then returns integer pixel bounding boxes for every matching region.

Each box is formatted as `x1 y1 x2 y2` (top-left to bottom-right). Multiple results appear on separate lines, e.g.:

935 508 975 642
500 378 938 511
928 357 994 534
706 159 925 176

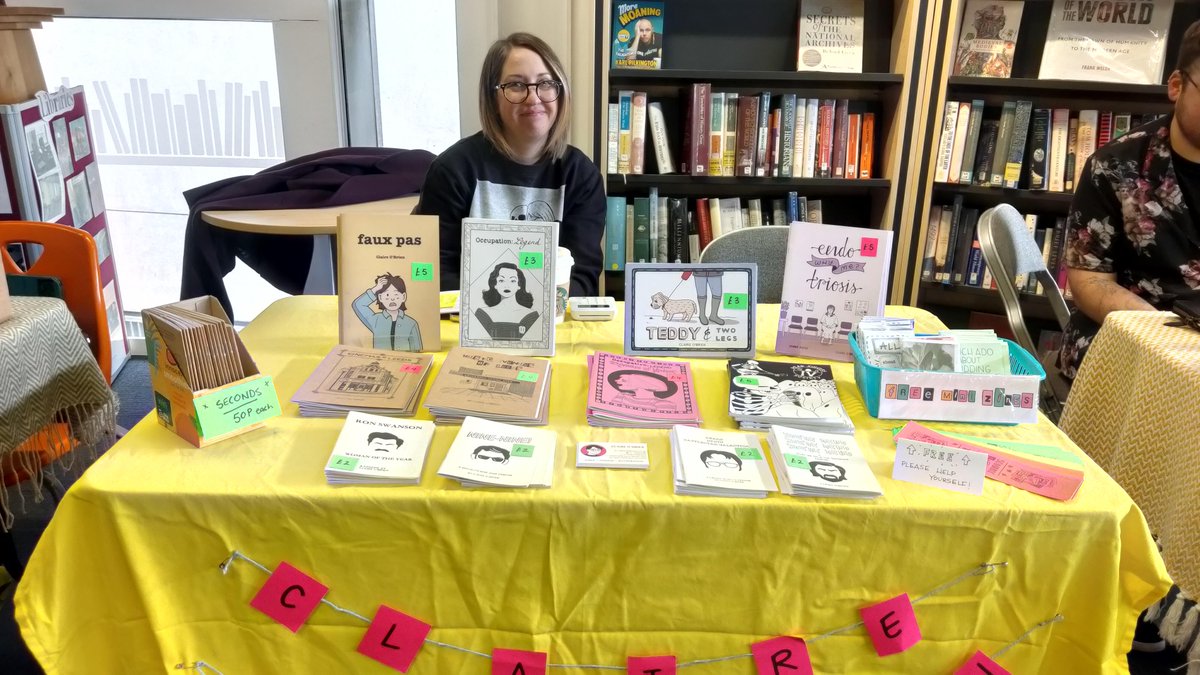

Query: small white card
891 439 987 495
575 441 649 469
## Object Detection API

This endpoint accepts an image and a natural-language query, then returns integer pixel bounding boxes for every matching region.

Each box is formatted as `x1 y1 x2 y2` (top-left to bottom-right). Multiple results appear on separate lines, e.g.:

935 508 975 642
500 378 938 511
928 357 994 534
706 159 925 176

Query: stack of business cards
670 425 777 499
575 441 650 469
323 412 436 485
766 425 882 499
436 416 557 488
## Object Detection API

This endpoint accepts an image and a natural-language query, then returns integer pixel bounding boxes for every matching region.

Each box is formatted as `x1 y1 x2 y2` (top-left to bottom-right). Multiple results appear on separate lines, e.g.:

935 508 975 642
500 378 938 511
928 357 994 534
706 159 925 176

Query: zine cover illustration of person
819 304 840 344
474 262 541 340
700 449 742 471
606 369 679 410
809 460 847 483
353 274 423 351
580 444 606 457
471 445 510 464
367 432 403 453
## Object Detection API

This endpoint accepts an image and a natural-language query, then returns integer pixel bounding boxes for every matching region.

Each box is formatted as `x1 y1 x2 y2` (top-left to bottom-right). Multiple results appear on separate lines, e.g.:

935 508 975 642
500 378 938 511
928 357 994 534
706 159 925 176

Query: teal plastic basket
849 332 1046 424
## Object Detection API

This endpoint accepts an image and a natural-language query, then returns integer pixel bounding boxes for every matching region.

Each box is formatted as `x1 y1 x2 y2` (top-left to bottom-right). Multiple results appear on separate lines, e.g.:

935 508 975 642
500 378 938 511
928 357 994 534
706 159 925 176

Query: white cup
555 247 573 324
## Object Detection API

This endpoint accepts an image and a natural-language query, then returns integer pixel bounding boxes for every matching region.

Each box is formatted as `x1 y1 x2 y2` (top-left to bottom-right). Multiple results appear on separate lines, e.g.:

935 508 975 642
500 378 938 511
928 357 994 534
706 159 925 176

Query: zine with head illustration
323 411 436 485
776 221 893 362
586 351 697 422
670 424 777 498
460 218 558 356
625 263 756 357
436 415 558 488
336 213 441 352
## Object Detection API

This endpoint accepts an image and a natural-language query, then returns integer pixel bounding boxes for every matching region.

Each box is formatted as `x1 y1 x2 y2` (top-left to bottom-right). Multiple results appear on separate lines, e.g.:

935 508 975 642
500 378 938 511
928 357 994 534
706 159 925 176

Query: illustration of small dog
649 292 697 321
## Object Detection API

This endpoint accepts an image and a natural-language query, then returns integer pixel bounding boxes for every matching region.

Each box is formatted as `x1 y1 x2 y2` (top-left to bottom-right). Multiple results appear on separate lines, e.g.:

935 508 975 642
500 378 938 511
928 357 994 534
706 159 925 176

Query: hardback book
958 100 985 184
607 103 620 174
1074 110 1099 188
1026 107 1051 191
670 425 778 498
933 100 960 183
973 119 999 186
611 1 665 70
324 412 435 485
722 92 739 176
648 187 660 262
1048 108 1070 193
1065 115 1079 192
437 416 557 488
1097 110 1114 148
647 101 675 174
727 358 854 433
337 213 441 352
708 91 726 176
1040 0 1174 84
291 345 434 418
766 425 882 499
859 111 875 179
794 97 809 178
803 98 820 178
633 197 651 263
755 92 773 176
776 221 894 362
656 193 670 263
795 0 865 73
947 101 972 184
630 91 648 174
586 351 701 427
953 1 1024 78
617 90 633 173
605 196 627 271
1002 100 1033 189
423 346 552 425
990 100 1017 186
735 94 760 177
832 99 849 178
690 83 712 176
459 218 558 356
806 199 824 223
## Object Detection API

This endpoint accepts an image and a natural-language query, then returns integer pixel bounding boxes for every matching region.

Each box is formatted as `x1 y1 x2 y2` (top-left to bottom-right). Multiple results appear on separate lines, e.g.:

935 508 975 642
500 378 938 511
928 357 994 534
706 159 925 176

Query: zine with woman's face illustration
460 218 558 356
624 263 757 357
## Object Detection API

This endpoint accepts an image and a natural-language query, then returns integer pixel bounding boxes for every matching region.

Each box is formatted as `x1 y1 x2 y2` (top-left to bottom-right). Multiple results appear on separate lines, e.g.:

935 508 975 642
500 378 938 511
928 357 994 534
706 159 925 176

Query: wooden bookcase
594 0 933 301
909 0 1200 334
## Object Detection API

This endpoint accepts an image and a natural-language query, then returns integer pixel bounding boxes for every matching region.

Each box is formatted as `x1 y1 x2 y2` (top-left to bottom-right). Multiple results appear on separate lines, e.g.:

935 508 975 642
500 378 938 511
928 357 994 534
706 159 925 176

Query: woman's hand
372 275 389 294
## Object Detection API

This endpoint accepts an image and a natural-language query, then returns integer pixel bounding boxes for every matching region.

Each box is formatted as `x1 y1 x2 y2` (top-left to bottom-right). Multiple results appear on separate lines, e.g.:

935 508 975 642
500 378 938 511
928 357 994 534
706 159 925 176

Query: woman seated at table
474 262 541 339
415 32 605 297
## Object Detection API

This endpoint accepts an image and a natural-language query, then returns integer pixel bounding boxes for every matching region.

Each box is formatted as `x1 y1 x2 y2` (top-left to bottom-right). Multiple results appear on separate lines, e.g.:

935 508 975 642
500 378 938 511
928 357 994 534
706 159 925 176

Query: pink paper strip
750 636 813 675
627 654 677 674
895 422 1083 501
248 561 329 633
492 648 547 675
954 650 1011 675
860 593 922 656
356 604 431 672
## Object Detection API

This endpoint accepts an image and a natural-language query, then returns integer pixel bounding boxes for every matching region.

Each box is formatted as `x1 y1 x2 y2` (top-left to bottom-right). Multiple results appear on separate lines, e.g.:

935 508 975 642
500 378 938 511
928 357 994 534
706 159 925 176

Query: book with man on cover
1039 0 1174 84
324 412 436 485
290 345 434 417
611 1 665 70
337 213 441 352
776 221 894 362
436 416 558 488
953 1 1024 78
795 0 864 73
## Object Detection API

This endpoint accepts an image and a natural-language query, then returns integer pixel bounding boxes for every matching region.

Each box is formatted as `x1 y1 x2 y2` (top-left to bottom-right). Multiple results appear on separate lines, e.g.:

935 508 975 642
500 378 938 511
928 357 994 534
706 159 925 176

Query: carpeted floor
0 357 1188 674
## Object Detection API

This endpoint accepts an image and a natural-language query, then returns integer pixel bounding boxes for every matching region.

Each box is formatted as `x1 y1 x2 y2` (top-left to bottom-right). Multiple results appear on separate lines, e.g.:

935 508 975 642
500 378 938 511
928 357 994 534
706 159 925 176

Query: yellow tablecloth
17 298 1167 674
1061 311 1200 596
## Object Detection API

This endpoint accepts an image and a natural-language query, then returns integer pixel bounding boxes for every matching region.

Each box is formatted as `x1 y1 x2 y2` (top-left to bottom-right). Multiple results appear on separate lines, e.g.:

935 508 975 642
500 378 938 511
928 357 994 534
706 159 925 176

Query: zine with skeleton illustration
624 263 757 357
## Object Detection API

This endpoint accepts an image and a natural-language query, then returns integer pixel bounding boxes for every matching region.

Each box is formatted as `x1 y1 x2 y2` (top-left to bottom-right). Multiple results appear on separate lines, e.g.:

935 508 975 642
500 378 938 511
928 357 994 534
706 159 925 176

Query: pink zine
750 636 813 675
860 593 922 656
248 561 329 633
492 648 547 675
627 655 677 674
356 605 431 672
954 651 1011 675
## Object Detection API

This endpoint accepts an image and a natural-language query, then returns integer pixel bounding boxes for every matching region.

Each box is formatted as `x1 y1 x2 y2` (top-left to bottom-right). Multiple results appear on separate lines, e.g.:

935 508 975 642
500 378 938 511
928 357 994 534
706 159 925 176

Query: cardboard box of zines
142 296 281 447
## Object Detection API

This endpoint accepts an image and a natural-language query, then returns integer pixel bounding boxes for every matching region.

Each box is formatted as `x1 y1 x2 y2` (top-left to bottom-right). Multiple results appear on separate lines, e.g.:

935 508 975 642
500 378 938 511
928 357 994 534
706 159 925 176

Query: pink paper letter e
860 593 922 656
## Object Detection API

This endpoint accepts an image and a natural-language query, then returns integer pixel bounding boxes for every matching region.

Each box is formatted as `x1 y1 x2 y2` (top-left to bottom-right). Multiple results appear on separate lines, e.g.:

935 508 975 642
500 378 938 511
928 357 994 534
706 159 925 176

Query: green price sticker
193 376 281 439
516 370 539 383
784 454 810 469
518 252 544 269
735 446 764 461
723 293 749 310
511 444 535 458
733 376 760 387
329 455 359 471
411 262 434 281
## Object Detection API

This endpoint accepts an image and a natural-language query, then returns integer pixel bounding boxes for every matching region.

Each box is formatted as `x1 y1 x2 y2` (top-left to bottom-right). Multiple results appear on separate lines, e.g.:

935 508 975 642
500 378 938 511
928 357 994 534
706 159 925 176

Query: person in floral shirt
1061 24 1200 380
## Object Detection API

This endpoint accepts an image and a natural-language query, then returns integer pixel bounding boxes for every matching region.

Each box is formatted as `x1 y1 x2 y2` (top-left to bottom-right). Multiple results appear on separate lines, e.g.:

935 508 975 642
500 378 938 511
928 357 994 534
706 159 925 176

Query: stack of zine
586 351 701 428
423 347 552 425
436 416 557 488
670 425 777 499
766 425 882 499
142 303 245 390
727 358 853 434
323 411 435 486
855 316 917 368
292 345 434 417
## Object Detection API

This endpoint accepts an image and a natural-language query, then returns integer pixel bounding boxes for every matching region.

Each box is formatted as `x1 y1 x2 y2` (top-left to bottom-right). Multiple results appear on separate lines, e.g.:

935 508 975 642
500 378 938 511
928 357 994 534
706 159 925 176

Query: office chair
698 226 791 303
976 204 1072 421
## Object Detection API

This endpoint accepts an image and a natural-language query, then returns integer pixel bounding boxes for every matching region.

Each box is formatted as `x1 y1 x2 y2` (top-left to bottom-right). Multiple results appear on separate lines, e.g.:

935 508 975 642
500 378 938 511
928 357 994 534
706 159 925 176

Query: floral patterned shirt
1061 114 1200 378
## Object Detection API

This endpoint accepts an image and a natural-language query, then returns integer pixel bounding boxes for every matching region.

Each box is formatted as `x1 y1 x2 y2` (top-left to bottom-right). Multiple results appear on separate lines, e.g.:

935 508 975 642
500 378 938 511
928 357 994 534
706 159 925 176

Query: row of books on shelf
935 99 1167 192
608 88 876 181
603 191 825 270
922 196 1071 297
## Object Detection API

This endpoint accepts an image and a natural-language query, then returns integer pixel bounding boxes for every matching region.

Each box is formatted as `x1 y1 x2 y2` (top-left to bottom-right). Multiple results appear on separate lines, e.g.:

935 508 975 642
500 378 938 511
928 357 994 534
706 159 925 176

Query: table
200 196 419 294
16 298 1168 674
1061 311 1200 596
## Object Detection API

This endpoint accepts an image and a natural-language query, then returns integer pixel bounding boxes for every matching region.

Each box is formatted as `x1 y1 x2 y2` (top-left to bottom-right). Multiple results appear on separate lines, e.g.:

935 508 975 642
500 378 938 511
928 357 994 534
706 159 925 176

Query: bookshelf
595 0 931 300
909 0 1200 343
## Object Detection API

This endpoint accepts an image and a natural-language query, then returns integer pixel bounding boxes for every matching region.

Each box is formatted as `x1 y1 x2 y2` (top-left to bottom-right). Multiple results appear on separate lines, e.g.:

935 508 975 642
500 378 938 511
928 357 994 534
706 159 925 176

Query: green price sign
193 376 281 439
329 455 359 471
723 293 749 310
411 262 434 281
518 252 544 269
784 454 810 469
736 446 764 461
733 376 760 387
511 444 535 458
516 370 539 383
